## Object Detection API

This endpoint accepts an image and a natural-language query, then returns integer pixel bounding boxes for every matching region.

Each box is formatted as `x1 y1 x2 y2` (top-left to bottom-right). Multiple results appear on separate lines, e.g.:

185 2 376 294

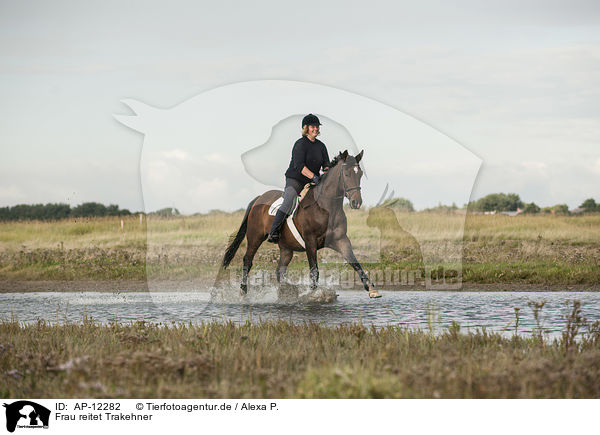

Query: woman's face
307 125 319 140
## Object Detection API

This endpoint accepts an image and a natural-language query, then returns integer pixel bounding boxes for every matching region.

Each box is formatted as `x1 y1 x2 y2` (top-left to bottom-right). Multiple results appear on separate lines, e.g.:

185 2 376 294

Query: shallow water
2 290 599 339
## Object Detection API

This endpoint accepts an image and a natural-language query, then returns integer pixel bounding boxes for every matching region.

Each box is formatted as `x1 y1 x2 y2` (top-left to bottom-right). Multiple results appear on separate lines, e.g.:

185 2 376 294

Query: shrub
579 198 598 213
522 202 540 214
470 193 524 212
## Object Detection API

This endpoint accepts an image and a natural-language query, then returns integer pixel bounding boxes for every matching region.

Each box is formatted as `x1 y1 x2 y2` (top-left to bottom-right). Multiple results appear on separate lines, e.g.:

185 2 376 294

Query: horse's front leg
305 239 319 290
330 236 381 298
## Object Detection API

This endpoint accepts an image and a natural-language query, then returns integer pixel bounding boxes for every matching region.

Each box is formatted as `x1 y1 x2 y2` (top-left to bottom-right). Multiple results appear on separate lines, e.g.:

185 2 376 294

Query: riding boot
267 209 288 243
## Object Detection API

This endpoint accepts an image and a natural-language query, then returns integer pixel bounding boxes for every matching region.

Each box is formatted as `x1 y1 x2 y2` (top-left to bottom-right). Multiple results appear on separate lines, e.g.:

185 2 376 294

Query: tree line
468 193 599 214
1 195 598 220
0 202 133 221
375 193 599 215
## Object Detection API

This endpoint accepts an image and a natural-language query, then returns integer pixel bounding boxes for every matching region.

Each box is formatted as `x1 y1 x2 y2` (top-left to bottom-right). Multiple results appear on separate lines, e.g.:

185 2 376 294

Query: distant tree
0 203 70 220
423 202 459 213
542 204 569 215
0 202 131 220
10 204 39 220
105 204 131 216
107 204 120 216
153 207 180 217
470 193 524 212
553 204 570 215
522 202 540 214
45 203 71 220
380 197 414 212
579 198 598 213
71 202 107 217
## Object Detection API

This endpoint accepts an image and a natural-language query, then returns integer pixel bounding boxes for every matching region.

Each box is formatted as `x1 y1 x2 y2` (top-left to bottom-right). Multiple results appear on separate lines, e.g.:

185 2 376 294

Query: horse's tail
222 196 260 269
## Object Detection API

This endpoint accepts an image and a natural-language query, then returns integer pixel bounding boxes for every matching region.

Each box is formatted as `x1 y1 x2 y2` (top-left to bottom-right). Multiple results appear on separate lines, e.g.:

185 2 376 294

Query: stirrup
267 231 280 243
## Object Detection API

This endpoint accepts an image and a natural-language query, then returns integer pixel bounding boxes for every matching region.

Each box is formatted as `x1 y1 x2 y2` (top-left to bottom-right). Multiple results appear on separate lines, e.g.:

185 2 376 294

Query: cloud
520 161 547 171
0 185 25 202
1 2 598 213
0 158 144 210
116 81 481 214
162 149 188 161
472 158 599 208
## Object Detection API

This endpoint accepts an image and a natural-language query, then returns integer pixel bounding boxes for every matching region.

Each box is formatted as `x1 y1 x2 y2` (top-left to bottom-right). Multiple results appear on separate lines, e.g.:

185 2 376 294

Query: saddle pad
268 183 311 216
298 183 312 202
267 195 306 249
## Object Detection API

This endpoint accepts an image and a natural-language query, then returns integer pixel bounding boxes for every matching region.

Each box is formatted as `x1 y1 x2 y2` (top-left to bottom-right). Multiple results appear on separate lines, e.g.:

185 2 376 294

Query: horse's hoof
240 284 247 296
369 290 382 298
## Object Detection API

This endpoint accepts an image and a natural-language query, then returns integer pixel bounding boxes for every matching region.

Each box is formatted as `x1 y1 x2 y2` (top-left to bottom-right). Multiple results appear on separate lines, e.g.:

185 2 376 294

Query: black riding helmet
302 113 321 127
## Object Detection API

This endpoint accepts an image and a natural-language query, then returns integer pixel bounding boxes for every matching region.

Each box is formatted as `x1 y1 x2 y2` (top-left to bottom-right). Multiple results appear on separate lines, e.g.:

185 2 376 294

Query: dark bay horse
221 150 382 298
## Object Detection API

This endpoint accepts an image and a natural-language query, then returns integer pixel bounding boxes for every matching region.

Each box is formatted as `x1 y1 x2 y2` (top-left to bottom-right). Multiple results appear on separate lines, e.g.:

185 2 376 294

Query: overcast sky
1 0 599 212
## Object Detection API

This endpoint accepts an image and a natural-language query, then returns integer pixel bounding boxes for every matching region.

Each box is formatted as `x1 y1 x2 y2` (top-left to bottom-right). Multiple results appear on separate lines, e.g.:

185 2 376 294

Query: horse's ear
341 150 348 160
355 150 364 163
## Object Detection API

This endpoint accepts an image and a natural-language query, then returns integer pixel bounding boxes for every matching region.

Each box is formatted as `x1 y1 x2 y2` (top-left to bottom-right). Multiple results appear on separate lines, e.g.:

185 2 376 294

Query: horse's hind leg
276 246 297 300
240 233 266 295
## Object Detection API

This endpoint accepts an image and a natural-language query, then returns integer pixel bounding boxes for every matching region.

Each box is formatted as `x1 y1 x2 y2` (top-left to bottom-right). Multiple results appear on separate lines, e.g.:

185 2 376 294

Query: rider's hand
323 166 329 172
311 174 320 185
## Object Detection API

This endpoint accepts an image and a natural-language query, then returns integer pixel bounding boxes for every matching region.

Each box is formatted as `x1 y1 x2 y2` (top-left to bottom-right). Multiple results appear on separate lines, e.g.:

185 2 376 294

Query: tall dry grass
0 212 598 284
2 211 598 250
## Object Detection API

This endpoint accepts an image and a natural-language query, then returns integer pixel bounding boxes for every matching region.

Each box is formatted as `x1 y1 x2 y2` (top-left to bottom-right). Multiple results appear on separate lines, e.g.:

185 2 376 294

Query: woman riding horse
221 117 382 298
267 113 330 243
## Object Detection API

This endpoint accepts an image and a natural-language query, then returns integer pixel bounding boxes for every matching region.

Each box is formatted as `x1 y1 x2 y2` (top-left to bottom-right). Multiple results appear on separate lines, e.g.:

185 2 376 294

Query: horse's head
339 150 364 209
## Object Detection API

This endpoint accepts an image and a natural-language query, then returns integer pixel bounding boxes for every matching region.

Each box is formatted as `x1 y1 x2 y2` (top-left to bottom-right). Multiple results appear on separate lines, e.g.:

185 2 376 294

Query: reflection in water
1 290 600 339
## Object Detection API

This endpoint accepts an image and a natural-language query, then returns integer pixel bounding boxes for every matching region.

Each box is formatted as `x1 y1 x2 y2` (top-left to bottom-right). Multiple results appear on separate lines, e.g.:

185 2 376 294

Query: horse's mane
327 151 347 169
317 150 351 185
317 151 343 185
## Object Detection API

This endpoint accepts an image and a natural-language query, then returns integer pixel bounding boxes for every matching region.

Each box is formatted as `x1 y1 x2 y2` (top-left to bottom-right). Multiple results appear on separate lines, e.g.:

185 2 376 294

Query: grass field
1 299 599 398
0 211 598 285
1 214 599 399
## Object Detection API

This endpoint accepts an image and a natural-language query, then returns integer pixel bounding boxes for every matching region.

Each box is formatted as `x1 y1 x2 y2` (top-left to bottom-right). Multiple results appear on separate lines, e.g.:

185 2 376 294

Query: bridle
340 163 362 200
316 162 362 202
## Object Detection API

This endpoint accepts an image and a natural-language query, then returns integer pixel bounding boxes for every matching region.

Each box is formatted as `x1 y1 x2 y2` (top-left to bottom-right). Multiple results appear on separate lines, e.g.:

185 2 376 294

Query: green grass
462 262 600 284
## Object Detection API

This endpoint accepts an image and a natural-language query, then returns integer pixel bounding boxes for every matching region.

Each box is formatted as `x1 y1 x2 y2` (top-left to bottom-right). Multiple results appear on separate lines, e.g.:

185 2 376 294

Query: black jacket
285 136 330 184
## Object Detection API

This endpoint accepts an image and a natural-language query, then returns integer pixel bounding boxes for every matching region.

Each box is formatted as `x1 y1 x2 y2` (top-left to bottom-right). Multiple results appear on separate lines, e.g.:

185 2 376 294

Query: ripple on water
1 290 599 338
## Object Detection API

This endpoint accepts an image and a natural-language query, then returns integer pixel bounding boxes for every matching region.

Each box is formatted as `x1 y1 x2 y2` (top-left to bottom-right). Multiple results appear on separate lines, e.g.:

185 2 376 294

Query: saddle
267 183 313 249
267 183 313 217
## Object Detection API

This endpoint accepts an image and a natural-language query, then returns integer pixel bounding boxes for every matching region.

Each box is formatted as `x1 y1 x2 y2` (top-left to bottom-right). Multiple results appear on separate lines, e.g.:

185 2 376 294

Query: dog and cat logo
3 401 50 432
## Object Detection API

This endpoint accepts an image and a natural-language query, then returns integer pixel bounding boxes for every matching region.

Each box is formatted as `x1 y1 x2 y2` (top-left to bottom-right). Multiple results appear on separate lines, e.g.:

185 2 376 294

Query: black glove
311 174 320 185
